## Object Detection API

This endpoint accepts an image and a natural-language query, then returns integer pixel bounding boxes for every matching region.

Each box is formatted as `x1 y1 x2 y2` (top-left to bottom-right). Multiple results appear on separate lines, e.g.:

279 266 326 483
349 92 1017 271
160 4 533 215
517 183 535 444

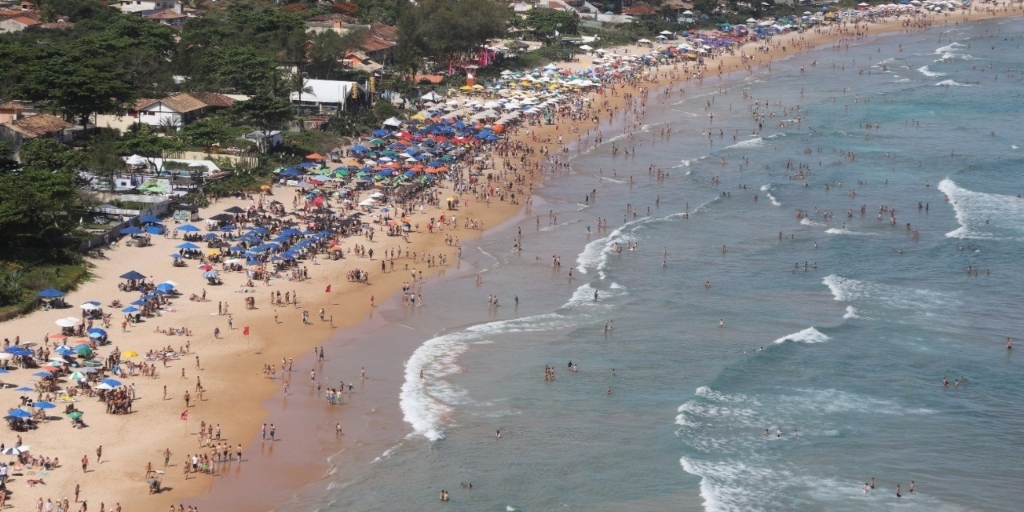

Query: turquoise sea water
285 17 1024 512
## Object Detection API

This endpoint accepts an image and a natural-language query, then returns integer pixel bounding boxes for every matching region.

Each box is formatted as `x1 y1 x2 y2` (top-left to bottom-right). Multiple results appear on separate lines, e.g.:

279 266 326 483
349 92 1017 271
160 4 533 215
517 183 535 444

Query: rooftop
2 113 71 138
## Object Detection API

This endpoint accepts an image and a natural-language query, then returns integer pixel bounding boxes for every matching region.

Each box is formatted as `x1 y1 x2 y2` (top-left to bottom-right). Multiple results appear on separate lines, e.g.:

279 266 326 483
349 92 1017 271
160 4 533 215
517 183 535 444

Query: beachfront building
116 0 182 16
0 113 72 160
124 92 235 131
289 79 361 113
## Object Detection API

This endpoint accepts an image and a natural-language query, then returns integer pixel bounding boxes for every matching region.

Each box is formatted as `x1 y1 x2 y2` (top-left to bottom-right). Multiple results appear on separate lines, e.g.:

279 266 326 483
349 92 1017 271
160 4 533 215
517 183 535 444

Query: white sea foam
843 305 859 319
934 42 965 54
939 178 1024 240
726 137 764 150
574 214 658 278
822 274 956 312
773 327 829 344
825 227 874 235
891 77 911 84
916 65 946 77
799 218 824 227
935 79 974 87
402 285 631 440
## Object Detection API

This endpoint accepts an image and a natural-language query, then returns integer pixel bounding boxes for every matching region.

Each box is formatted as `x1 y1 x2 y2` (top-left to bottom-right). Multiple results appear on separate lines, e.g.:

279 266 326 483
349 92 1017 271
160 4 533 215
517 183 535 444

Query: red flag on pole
243 326 250 336
180 410 188 421
325 284 332 293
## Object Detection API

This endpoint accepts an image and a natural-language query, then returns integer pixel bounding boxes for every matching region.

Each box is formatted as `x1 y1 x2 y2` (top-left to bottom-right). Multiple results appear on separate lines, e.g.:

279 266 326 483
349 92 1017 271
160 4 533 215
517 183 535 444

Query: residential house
0 113 72 160
360 22 397 65
126 92 235 131
146 8 187 27
341 50 382 73
117 0 182 16
0 101 38 124
0 14 38 32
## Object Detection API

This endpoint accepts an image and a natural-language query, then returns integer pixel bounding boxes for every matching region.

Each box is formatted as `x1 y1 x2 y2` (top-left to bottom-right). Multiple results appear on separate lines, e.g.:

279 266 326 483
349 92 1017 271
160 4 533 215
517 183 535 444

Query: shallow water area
271 17 1024 512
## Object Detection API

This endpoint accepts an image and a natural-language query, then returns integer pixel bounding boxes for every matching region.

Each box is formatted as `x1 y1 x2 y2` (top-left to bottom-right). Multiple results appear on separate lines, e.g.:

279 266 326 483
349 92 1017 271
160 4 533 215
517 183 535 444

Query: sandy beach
0 4 1019 511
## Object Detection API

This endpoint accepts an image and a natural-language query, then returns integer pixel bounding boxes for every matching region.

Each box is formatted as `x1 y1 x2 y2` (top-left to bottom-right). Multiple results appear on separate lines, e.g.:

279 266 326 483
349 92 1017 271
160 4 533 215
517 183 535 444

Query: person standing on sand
81 455 88 472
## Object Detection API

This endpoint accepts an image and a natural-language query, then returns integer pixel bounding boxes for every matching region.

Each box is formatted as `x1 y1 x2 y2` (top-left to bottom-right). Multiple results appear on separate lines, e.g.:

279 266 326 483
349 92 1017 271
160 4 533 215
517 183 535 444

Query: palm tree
288 73 315 110
158 116 181 135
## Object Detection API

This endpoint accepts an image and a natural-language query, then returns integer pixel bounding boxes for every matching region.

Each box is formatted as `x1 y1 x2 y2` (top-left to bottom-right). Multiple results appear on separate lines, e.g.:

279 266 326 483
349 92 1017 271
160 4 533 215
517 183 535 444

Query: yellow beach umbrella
121 350 139 358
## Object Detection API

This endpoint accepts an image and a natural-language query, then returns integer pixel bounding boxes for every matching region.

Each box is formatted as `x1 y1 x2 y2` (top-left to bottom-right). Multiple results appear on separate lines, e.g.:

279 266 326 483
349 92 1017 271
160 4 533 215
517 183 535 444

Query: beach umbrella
67 411 83 420
176 242 200 250
156 283 175 292
121 306 139 313
224 206 246 214
198 264 213 271
80 301 101 310
209 213 233 222
13 387 33 392
100 378 123 388
178 225 201 232
120 270 146 280
0 368 7 374
88 330 105 339
54 345 75 356
75 346 93 358
37 288 65 298
79 367 97 374
70 371 86 381
5 409 31 419
120 226 142 235
33 371 54 378
121 350 138 358
203 270 219 279
0 446 28 455
55 318 78 328
33 401 56 409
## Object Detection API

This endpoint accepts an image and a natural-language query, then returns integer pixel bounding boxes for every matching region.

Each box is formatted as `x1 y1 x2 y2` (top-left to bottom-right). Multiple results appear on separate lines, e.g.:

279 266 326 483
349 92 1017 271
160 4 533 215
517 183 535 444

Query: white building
117 0 181 16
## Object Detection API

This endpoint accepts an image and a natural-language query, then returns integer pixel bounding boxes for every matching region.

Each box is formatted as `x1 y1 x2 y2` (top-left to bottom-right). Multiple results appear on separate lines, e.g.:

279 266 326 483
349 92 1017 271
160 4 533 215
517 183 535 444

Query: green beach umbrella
68 411 83 420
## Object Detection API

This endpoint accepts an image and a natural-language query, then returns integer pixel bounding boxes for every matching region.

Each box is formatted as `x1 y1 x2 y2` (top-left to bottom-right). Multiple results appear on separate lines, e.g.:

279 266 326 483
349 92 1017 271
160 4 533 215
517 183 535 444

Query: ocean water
285 18 1024 512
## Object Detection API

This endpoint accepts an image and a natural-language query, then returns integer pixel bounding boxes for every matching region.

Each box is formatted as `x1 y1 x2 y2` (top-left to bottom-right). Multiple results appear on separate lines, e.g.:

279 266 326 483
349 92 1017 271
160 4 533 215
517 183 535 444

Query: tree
525 9 580 39
189 46 278 95
85 130 124 192
178 116 234 154
286 72 315 116
118 125 180 171
16 38 137 128
0 139 84 251
231 94 294 152
396 0 510 70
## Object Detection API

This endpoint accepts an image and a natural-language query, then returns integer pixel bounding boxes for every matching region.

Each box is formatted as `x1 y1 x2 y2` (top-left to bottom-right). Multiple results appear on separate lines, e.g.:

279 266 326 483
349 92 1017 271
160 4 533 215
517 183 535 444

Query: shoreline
1 6 1019 511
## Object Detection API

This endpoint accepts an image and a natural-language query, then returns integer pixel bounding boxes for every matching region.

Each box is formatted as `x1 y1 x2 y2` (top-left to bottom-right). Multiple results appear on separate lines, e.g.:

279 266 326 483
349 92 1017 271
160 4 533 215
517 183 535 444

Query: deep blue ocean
284 16 1024 512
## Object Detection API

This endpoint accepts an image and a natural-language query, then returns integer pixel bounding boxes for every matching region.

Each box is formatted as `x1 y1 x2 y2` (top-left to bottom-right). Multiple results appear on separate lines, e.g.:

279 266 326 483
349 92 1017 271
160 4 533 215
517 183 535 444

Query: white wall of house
135 102 183 130
117 0 182 15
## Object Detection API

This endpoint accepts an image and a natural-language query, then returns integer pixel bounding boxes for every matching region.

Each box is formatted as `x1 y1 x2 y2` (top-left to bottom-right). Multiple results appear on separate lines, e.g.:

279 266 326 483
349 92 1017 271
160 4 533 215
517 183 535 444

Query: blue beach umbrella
13 387 33 392
33 371 53 378
5 409 31 419
121 306 139 314
100 378 122 388
170 253 183 259
54 345 75 356
120 270 146 280
33 401 56 409
120 226 142 235
178 224 201 232
36 288 65 298
176 242 200 250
